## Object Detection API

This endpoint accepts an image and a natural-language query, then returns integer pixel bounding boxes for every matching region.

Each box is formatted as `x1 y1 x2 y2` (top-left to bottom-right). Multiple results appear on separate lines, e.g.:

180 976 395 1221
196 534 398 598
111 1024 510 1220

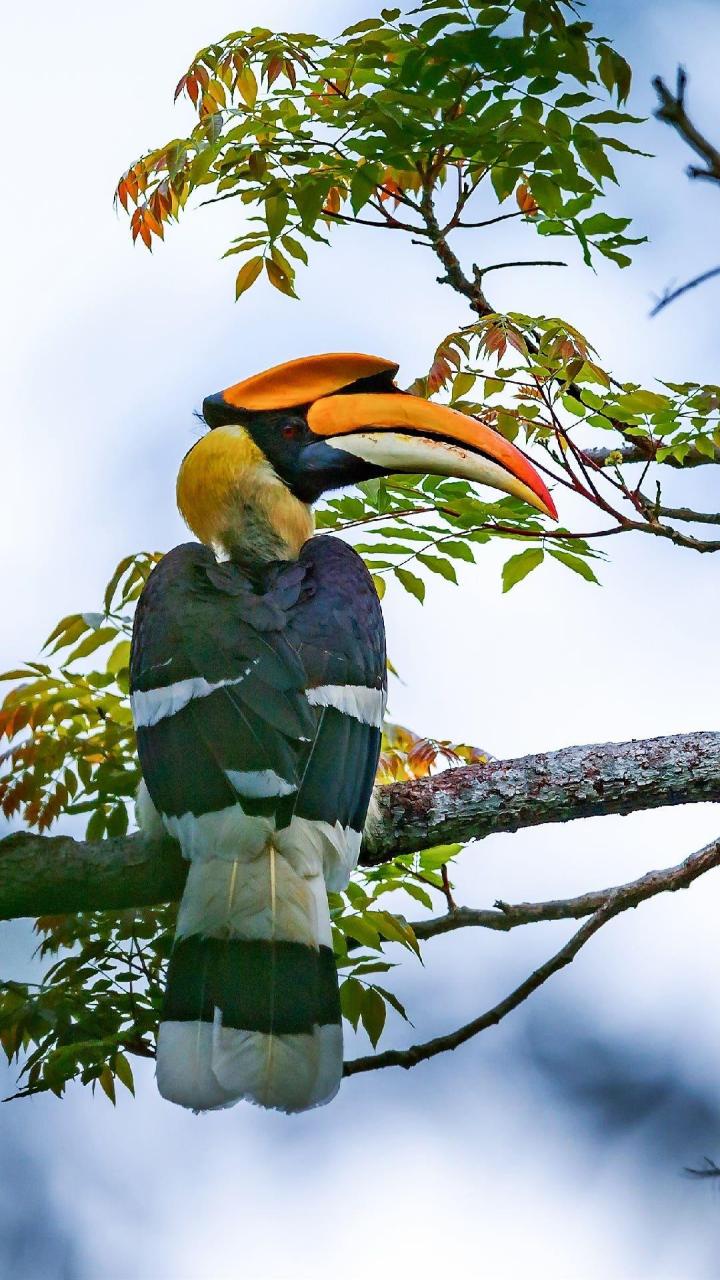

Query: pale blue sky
2 2 720 1277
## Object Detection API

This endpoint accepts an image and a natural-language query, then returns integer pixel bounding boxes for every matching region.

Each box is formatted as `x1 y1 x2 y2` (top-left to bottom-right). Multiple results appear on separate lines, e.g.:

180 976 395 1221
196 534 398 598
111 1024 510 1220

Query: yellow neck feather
176 426 314 563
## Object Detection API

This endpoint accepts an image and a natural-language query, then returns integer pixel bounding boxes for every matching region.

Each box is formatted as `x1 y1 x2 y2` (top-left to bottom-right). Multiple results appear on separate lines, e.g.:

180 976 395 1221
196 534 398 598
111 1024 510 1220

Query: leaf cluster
115 0 643 298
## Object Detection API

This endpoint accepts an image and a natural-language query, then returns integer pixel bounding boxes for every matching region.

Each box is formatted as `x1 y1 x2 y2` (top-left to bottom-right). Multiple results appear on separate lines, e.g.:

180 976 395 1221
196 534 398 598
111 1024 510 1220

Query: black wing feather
130 537 386 841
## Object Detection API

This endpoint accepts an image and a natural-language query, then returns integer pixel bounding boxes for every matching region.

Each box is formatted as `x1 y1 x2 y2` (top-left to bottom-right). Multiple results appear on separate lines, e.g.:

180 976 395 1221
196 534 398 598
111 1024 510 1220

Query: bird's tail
155 840 342 1113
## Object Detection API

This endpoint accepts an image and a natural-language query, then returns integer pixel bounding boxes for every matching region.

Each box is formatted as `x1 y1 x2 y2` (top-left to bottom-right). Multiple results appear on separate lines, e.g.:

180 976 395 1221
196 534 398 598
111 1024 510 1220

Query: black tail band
162 935 341 1034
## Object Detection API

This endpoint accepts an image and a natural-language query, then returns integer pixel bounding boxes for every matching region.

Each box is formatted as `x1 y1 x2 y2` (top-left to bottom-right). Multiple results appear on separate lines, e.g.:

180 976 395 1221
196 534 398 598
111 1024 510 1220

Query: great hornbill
129 352 556 1113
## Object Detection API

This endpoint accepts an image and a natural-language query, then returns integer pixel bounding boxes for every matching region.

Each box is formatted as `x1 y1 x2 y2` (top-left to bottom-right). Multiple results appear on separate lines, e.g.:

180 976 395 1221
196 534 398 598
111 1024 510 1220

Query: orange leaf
516 182 539 215
125 169 139 204
378 176 403 206
323 186 341 215
428 356 451 393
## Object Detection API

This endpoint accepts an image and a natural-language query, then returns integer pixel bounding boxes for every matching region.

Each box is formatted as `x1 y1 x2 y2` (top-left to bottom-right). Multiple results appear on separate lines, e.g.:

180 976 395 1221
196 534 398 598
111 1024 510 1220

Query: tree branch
653 68 720 184
1 732 719 920
346 833 720 1075
411 834 720 938
365 730 720 862
650 265 720 317
649 504 720 526
344 904 616 1075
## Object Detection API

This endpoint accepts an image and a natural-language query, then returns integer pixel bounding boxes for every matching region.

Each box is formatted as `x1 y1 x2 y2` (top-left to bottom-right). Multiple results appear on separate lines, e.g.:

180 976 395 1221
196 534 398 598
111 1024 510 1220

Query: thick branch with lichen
2 731 719 920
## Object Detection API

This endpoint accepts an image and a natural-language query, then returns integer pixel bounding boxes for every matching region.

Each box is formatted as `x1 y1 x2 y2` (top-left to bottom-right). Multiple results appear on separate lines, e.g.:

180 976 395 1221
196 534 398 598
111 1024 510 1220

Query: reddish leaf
266 56 283 87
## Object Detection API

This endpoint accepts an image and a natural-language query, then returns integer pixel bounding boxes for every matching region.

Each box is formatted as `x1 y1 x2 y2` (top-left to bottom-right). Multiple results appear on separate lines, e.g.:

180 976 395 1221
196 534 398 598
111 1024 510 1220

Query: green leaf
350 166 377 215
360 988 387 1048
400 881 434 910
501 548 544 593
549 550 600 584
451 371 476 400
265 194 289 238
438 540 474 563
394 567 425 603
417 553 458 583
556 92 596 108
107 640 131 675
340 977 364 1030
338 915 380 949
372 985 411 1024
419 844 462 871
490 165 521 204
97 1064 116 1105
281 235 309 265
86 810 106 841
580 213 632 235
529 174 563 215
695 435 716 458
65 628 118 664
581 110 643 125
619 390 671 414
114 1053 135 1095
44 614 87 652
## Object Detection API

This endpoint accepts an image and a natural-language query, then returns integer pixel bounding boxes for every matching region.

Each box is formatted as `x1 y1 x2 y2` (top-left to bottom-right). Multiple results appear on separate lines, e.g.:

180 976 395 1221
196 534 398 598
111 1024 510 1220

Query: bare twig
650 266 720 317
346 833 720 1075
654 68 720 184
411 834 720 939
475 259 567 279
644 503 720 526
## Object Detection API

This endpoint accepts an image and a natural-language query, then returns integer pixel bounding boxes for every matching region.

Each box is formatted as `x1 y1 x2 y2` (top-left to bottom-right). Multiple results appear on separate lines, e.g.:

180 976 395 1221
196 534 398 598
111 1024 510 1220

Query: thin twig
410 835 720 939
643 503 720 526
475 259 567 279
650 266 720 316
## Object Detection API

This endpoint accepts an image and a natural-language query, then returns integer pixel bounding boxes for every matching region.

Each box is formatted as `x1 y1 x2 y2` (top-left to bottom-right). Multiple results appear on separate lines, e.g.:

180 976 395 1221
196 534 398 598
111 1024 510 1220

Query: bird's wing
130 541 318 834
278 533 387 889
130 536 386 879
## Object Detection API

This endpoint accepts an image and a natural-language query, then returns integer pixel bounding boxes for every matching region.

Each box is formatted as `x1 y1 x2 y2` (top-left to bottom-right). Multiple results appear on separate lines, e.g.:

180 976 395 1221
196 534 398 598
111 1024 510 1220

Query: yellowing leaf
237 65 258 107
235 255 264 299
265 258 297 298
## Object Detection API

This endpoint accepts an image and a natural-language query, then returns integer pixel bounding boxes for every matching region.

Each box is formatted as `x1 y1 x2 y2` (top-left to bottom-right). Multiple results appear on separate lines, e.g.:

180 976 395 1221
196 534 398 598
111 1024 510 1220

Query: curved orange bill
220 353 399 411
308 392 557 519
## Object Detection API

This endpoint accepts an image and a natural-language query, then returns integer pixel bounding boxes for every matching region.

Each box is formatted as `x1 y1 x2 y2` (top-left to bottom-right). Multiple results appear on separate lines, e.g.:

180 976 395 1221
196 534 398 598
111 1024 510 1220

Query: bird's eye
281 421 304 440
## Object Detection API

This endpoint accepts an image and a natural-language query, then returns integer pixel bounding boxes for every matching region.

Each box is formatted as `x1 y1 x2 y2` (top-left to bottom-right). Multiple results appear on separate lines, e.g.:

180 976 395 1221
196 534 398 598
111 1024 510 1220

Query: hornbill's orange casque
129 352 556 1113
